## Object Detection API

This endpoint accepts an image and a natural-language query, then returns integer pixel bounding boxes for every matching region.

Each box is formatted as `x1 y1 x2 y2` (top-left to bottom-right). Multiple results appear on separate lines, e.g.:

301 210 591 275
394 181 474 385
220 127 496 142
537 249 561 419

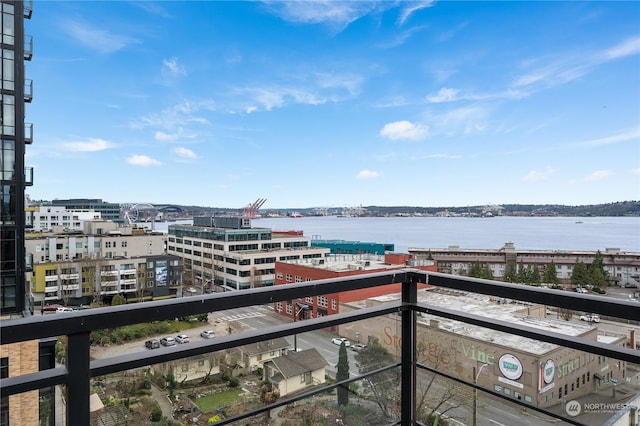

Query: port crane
242 198 267 218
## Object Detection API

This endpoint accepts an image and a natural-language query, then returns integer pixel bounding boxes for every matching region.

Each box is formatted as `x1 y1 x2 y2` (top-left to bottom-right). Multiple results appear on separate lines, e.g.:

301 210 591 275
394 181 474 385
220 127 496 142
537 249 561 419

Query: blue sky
26 1 640 209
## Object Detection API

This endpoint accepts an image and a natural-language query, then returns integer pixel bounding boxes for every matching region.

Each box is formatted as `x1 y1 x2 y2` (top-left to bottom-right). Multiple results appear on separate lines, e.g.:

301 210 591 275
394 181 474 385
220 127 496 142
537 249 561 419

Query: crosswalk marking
220 311 266 322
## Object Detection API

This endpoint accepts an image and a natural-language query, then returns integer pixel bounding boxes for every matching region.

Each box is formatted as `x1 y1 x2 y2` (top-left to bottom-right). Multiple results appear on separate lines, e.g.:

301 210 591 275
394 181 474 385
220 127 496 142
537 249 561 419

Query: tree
468 262 482 279
503 264 517 283
480 264 494 280
336 341 350 406
543 262 559 286
111 294 126 306
588 251 608 291
415 345 461 425
571 260 589 287
517 262 527 283
530 265 541 286
354 338 398 418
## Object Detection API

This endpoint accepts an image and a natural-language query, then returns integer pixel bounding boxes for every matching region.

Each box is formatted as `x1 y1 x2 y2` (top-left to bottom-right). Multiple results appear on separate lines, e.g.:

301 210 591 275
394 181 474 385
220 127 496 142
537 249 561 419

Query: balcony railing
1 270 639 426
25 122 33 144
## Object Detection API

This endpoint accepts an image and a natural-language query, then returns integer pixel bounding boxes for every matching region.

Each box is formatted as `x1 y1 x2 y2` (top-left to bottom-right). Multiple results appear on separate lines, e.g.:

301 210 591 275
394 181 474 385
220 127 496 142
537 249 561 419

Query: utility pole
293 302 308 351
473 363 488 426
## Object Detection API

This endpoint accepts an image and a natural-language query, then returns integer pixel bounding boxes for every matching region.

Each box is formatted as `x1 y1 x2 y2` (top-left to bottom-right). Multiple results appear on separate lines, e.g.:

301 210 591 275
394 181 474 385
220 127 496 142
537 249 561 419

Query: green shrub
227 375 239 388
150 407 162 422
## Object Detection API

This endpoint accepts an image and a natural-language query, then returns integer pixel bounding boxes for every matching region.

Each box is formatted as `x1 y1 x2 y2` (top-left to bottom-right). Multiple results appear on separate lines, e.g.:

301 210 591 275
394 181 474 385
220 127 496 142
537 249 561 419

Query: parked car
73 304 90 310
175 334 189 344
331 337 351 347
145 339 160 349
56 307 74 312
42 304 63 312
575 287 588 294
351 343 367 352
579 314 600 323
625 282 639 288
200 330 215 339
160 336 176 346
186 287 197 293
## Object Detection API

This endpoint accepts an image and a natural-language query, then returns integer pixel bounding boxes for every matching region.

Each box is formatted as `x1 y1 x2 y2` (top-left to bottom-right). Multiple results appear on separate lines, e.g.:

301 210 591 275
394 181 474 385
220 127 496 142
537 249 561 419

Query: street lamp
473 363 488 426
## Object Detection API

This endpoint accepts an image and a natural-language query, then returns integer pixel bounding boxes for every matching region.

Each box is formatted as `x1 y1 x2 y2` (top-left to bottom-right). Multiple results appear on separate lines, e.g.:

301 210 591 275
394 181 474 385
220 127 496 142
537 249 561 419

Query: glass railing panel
414 295 639 426
1 385 60 426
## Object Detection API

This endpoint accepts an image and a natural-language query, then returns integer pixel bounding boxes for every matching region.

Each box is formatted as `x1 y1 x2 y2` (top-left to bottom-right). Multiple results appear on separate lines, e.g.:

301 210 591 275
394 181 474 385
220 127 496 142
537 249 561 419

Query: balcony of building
24 166 33 186
24 122 33 144
24 78 33 102
24 0 33 19
24 34 32 60
1 270 639 426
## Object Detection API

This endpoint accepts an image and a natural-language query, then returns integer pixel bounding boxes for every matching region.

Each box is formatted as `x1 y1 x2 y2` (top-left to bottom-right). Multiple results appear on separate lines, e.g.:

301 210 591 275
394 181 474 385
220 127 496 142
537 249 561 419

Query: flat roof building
339 288 629 410
168 217 330 290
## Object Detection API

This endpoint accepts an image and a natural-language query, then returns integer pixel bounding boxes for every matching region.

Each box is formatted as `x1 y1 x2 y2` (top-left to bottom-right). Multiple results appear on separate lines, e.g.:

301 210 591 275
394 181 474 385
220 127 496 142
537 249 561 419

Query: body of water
152 216 640 254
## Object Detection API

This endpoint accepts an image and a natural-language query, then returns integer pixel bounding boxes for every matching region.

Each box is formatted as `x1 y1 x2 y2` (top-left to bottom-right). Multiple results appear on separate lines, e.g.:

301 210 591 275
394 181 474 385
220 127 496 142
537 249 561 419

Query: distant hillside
360 201 640 217
175 201 639 217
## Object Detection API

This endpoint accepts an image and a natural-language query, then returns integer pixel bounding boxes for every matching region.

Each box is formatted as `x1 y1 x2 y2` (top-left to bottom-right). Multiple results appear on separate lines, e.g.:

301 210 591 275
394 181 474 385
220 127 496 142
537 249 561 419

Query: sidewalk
150 383 174 419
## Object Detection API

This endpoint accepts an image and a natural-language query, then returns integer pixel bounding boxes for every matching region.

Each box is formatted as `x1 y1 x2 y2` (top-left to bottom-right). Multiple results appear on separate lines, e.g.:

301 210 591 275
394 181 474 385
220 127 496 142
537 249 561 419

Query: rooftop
356 287 606 356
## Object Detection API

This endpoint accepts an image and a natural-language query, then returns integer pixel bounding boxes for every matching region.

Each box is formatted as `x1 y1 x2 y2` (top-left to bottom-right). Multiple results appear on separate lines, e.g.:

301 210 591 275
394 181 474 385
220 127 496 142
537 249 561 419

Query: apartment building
25 205 101 231
26 220 179 305
168 216 330 290
410 242 640 286
0 3 51 426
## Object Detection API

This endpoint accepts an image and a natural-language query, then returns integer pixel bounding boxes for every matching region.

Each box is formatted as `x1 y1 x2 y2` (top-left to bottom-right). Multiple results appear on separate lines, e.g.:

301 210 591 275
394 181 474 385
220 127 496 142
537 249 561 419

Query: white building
168 217 330 290
26 205 102 231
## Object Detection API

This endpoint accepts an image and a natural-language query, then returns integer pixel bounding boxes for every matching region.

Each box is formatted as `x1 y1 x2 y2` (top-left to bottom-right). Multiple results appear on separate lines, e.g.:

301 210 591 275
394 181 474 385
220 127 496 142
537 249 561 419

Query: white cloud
427 87 526 103
397 1 435 26
356 169 382 179
576 128 640 147
264 1 381 31
154 127 198 142
522 166 555 182
601 36 640 60
585 170 611 181
127 155 162 166
173 147 197 159
62 138 113 152
235 74 362 113
133 100 215 131
162 57 187 77
513 36 640 91
632 168 640 176
63 19 137 54
379 120 428 141
426 87 460 103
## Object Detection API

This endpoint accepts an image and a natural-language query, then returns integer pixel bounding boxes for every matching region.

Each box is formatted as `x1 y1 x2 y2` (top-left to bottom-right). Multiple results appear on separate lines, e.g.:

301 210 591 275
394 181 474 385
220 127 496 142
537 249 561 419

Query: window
276 272 283 280
331 299 337 310
285 274 292 282
295 275 302 283
0 357 7 379
122 241 127 247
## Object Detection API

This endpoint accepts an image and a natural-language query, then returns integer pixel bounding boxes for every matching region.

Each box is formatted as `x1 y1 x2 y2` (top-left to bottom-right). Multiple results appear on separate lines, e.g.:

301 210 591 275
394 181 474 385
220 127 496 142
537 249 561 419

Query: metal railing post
401 274 417 424
66 332 91 425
